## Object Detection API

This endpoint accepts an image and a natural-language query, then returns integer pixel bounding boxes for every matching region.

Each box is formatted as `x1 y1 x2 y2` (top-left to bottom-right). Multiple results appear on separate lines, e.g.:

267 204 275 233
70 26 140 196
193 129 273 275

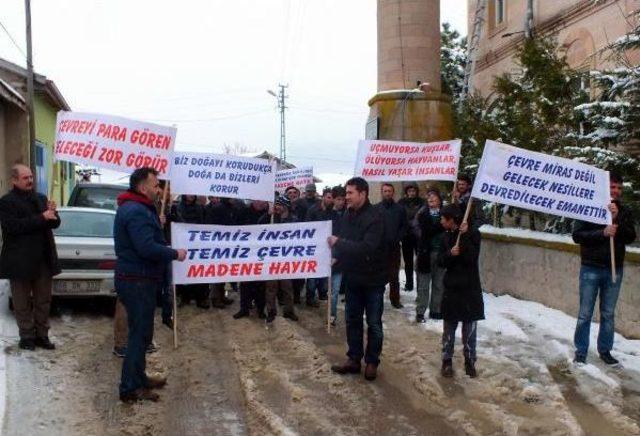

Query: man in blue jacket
114 167 186 403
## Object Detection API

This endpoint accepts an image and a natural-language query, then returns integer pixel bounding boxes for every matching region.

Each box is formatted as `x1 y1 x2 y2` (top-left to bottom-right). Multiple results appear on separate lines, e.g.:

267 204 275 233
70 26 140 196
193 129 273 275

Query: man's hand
604 224 618 238
451 245 460 256
175 249 187 261
459 222 469 234
47 201 57 211
159 214 167 227
327 235 339 248
42 209 57 221
452 189 461 203
608 202 619 221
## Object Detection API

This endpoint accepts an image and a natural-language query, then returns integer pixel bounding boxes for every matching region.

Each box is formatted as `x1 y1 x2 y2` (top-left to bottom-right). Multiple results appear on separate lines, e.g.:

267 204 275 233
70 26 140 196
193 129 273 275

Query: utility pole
25 0 36 174
524 0 534 39
277 84 288 162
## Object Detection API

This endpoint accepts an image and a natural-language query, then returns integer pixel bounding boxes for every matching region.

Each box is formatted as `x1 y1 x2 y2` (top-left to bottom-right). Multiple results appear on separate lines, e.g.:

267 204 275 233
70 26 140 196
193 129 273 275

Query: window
496 0 505 25
53 211 115 238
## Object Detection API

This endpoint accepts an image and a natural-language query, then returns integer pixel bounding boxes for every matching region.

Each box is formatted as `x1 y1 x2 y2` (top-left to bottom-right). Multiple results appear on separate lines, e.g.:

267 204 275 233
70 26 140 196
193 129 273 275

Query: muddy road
1 289 639 435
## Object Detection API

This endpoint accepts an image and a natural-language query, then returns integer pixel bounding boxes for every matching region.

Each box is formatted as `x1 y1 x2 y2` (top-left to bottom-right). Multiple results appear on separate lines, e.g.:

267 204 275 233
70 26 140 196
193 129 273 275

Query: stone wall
479 227 640 339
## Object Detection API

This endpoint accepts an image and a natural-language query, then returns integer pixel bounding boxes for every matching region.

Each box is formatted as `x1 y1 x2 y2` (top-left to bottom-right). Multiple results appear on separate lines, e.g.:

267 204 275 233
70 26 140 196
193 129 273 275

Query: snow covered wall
479 226 640 339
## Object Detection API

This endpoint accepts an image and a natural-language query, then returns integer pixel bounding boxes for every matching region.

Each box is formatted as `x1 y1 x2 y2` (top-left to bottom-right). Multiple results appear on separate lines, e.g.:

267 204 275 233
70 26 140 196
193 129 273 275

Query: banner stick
160 181 170 218
327 274 332 334
172 284 178 349
610 237 617 284
455 198 474 247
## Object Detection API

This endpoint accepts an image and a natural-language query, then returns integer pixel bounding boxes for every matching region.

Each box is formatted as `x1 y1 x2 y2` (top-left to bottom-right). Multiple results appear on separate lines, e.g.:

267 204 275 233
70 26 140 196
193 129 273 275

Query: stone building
468 0 640 97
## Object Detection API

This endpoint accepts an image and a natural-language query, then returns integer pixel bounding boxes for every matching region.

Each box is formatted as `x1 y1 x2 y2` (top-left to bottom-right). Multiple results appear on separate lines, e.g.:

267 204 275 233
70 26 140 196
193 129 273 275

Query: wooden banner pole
160 181 170 218
610 236 617 284
455 198 474 247
327 273 332 334
172 284 178 349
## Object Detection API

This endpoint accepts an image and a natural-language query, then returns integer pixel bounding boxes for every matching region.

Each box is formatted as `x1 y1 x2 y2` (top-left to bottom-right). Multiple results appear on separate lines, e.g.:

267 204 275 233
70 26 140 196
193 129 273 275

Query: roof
0 57 70 111
246 150 322 183
0 76 26 110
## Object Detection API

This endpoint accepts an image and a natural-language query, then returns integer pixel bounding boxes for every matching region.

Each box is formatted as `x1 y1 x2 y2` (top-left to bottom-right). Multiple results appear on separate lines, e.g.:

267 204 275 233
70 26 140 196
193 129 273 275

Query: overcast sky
0 0 467 181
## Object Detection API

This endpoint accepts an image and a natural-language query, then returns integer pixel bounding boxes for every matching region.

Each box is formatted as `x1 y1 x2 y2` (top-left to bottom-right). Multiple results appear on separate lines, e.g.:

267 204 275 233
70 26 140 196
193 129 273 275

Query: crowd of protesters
0 164 634 403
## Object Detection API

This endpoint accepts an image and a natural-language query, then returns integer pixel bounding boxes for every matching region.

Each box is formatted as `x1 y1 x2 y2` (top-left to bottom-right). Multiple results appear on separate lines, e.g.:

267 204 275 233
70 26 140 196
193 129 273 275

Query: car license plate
54 280 102 294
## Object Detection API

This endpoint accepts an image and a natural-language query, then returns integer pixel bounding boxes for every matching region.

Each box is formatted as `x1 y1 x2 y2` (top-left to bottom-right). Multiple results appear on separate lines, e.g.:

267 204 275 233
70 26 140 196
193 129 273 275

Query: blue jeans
116 279 157 395
345 281 385 365
574 265 623 358
330 272 343 318
306 277 328 302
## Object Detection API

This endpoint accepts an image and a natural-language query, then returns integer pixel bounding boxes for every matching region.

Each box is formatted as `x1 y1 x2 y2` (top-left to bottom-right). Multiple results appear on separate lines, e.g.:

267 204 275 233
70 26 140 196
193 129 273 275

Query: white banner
170 151 276 202
54 111 176 178
472 140 612 225
354 139 461 182
171 221 332 284
275 166 314 193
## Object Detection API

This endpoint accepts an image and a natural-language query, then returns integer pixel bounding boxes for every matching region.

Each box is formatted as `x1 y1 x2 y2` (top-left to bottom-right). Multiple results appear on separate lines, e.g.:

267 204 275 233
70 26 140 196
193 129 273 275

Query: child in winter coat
438 204 484 378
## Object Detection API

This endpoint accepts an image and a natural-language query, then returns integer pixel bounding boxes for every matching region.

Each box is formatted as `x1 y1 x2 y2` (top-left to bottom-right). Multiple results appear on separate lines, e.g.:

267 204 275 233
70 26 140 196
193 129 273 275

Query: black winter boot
441 359 453 378
465 359 477 378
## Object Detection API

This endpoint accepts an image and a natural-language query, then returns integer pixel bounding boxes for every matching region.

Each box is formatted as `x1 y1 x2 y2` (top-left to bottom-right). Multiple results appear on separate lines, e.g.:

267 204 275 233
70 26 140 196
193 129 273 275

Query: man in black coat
330 177 388 381
375 183 408 309
0 164 61 351
572 172 636 366
398 182 424 291
305 187 334 307
204 198 238 309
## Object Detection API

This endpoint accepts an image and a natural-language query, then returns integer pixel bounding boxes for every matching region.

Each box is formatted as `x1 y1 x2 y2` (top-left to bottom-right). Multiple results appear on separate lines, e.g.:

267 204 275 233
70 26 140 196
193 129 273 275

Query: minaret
368 0 453 146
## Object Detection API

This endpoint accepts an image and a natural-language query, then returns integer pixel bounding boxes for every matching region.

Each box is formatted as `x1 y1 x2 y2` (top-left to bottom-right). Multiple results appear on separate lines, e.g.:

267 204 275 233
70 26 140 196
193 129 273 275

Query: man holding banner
330 177 388 382
572 172 636 365
114 168 187 403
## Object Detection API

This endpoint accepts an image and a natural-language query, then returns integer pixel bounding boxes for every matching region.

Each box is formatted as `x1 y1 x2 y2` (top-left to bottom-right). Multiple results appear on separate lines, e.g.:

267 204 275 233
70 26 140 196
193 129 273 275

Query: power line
144 108 272 123
0 18 26 58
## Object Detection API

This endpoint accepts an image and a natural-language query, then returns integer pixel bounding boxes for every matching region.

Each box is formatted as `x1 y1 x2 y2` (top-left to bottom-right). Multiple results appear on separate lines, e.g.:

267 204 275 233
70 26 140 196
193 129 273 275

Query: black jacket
572 202 636 269
174 197 204 224
456 193 487 228
306 203 334 222
398 196 424 238
0 188 61 279
438 228 484 322
416 207 444 273
335 201 388 286
241 204 267 225
205 199 241 225
375 199 408 247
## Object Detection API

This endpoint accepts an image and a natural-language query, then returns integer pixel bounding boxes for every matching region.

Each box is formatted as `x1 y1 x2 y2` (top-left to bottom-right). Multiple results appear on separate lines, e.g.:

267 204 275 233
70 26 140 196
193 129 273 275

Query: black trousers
401 234 418 287
240 281 265 313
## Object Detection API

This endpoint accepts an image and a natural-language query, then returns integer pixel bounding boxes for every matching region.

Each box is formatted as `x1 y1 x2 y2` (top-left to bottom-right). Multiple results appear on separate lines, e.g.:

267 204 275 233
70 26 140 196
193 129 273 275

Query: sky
0 0 467 183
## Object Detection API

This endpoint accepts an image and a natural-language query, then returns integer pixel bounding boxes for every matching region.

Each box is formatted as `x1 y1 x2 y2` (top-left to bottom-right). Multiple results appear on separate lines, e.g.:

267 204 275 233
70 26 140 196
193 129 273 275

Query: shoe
306 300 320 308
415 314 425 323
113 346 127 358
405 284 414 292
120 388 160 403
283 312 299 321
599 352 619 365
145 374 167 389
34 336 55 350
196 300 211 309
146 342 158 354
331 359 361 375
330 316 336 327
162 318 173 329
391 302 404 309
364 363 378 381
441 359 454 378
266 311 276 323
465 359 477 378
19 338 36 351
573 355 586 364
233 310 250 319
223 297 234 306
257 311 267 319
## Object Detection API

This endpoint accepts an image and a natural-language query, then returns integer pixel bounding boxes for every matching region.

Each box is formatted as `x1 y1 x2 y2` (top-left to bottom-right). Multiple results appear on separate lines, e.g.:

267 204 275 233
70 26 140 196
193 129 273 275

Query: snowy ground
0 275 638 435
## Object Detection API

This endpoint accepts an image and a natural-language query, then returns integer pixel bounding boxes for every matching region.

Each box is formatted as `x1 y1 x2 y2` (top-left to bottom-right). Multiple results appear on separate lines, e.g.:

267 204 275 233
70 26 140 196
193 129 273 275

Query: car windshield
53 211 115 238
73 187 126 210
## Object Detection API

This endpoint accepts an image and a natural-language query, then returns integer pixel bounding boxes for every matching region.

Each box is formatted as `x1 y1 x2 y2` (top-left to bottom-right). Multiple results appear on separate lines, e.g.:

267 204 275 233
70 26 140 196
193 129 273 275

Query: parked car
52 207 116 298
67 182 127 211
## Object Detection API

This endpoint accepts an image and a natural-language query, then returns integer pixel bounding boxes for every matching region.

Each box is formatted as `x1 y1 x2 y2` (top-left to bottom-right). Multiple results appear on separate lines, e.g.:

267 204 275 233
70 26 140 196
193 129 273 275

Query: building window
495 0 505 25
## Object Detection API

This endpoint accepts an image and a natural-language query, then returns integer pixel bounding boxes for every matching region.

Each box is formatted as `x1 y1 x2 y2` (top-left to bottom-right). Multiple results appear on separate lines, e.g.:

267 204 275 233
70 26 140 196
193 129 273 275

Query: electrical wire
0 19 26 58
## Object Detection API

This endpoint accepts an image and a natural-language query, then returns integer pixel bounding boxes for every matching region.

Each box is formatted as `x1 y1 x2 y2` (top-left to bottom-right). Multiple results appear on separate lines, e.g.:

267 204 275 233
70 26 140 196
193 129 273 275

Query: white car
53 207 116 298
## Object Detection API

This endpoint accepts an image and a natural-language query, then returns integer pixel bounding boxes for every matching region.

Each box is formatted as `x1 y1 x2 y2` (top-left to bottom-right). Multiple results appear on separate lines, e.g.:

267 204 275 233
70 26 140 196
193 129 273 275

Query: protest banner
354 139 461 182
472 140 612 225
275 166 314 193
54 111 176 178
170 151 276 202
171 221 332 285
